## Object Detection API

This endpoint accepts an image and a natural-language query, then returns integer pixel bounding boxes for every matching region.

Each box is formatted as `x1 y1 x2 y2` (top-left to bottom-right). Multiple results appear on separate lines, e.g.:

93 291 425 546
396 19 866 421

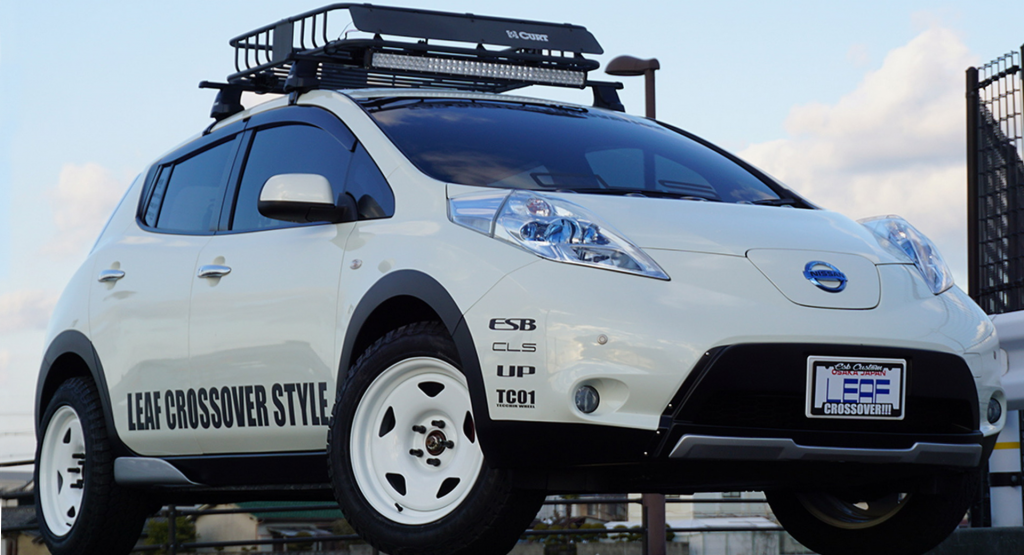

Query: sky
1 0 1023 462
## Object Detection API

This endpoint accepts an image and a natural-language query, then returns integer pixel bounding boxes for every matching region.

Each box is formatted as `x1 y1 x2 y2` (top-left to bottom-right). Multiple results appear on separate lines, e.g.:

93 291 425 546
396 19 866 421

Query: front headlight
859 215 954 295
449 190 669 280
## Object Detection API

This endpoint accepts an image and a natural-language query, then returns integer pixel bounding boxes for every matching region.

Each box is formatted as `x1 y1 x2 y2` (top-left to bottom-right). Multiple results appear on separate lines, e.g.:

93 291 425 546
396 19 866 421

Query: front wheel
328 322 543 555
35 378 154 555
766 470 979 555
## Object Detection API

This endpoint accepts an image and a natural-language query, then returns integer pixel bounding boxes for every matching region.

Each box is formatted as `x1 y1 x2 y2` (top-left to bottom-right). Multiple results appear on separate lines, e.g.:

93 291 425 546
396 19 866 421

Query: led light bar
371 52 586 87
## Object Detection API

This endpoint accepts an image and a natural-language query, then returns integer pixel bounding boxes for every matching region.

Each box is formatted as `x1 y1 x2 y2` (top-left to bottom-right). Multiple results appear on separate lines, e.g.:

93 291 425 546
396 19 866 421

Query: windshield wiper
547 188 723 202
750 197 800 207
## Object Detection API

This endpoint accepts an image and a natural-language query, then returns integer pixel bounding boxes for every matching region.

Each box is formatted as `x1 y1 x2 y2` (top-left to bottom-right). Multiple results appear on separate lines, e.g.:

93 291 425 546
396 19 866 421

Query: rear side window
143 138 238 233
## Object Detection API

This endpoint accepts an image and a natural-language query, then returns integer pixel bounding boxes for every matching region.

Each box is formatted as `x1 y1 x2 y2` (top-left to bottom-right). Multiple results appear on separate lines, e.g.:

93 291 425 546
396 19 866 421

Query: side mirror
258 174 357 224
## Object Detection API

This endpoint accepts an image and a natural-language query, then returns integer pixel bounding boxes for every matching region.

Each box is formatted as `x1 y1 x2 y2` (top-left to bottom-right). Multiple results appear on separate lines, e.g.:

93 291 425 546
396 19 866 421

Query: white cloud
0 289 59 334
46 163 126 257
846 43 870 68
740 25 978 284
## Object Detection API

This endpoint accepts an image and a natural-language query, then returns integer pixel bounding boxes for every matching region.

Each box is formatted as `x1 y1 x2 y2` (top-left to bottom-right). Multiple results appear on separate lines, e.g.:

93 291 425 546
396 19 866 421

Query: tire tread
328 321 542 555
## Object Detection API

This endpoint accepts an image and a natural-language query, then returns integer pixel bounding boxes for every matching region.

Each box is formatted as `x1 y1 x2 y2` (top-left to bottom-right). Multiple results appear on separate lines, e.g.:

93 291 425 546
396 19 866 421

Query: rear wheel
328 322 543 555
35 377 153 555
766 471 978 555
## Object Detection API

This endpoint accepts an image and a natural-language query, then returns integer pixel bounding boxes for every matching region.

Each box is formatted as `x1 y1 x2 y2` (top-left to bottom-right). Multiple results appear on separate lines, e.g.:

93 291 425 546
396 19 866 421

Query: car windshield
360 98 784 203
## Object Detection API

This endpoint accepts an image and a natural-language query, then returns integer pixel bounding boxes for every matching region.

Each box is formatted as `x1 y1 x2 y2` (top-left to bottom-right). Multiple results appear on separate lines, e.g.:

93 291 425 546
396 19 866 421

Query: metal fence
967 46 1024 314
1 458 782 555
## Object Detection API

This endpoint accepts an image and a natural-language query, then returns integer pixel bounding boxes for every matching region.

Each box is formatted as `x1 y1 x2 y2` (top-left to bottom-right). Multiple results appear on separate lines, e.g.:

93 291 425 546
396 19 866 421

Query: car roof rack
200 3 622 120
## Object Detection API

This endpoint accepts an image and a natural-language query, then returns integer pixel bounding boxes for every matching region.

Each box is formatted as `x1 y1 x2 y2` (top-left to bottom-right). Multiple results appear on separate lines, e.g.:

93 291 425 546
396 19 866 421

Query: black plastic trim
653 343 982 457
336 270 490 448
36 330 134 457
482 421 654 469
161 451 328 486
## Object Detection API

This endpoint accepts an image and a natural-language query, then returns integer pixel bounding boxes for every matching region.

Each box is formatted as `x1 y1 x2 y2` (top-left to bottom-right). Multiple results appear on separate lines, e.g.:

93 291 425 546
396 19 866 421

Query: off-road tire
35 377 154 555
766 470 979 555
327 321 544 555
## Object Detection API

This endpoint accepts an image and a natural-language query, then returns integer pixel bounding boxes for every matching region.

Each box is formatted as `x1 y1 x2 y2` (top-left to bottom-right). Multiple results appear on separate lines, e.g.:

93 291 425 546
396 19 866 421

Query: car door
188 107 395 454
89 130 242 456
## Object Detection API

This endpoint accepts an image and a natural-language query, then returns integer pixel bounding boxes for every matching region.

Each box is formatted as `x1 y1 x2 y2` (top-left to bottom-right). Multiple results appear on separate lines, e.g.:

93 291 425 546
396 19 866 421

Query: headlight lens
859 215 954 295
449 190 669 280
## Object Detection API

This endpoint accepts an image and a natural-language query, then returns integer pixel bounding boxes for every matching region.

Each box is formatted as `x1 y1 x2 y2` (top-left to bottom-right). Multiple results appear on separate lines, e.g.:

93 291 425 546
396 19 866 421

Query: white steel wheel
329 322 544 555
38 405 86 536
350 356 484 525
35 377 153 555
797 492 909 530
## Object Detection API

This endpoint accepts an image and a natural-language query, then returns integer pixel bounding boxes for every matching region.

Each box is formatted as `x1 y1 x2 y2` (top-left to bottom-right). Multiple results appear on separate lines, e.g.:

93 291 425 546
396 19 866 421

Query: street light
605 55 660 119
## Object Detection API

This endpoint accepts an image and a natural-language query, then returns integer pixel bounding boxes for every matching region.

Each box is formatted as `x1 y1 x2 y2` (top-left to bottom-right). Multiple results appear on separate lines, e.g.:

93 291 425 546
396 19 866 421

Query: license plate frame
805 356 906 420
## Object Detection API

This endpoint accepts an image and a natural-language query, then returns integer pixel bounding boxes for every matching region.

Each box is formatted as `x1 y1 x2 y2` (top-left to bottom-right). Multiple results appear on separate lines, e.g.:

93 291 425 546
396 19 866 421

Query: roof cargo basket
202 3 605 108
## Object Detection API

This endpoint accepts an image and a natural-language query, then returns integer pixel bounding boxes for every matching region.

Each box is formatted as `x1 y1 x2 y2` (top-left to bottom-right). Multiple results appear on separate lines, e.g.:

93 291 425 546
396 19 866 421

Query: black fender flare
35 330 133 456
337 270 494 447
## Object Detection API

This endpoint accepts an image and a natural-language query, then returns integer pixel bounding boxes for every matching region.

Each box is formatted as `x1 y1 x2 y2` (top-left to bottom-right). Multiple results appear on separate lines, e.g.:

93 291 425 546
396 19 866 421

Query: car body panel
39 87 1006 470
188 224 353 453
466 250 1000 435
89 216 210 456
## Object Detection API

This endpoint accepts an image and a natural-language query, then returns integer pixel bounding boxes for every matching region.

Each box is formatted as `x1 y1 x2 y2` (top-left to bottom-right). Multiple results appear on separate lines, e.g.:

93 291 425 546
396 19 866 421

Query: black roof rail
201 4 609 119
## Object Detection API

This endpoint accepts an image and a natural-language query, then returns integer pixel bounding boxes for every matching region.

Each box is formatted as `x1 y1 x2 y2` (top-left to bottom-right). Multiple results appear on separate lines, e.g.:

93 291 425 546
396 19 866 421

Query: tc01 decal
496 389 536 408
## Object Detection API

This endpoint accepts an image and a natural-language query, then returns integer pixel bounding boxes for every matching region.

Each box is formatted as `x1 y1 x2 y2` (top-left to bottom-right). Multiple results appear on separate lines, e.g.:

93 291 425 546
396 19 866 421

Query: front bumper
462 250 1004 470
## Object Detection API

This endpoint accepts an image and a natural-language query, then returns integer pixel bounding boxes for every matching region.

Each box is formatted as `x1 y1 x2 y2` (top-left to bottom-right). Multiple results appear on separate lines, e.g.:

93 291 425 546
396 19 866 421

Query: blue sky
1 1 1022 460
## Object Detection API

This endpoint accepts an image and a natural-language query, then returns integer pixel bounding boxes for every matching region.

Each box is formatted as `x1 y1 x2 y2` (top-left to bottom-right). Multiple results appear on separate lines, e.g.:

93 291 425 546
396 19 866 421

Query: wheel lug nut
412 425 426 434
431 420 446 429
426 458 441 466
442 440 454 449
409 449 424 457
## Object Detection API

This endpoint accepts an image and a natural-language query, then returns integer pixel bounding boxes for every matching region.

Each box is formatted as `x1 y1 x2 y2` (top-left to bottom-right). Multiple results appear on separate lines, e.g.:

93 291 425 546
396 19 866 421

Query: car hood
555 194 903 264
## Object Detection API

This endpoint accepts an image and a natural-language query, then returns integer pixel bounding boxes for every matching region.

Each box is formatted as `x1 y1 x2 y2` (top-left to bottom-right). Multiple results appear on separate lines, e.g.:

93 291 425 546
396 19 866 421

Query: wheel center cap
425 430 447 456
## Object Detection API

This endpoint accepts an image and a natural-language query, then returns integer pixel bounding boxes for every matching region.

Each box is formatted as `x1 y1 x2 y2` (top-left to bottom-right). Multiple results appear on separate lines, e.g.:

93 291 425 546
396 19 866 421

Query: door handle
97 269 125 283
197 265 232 279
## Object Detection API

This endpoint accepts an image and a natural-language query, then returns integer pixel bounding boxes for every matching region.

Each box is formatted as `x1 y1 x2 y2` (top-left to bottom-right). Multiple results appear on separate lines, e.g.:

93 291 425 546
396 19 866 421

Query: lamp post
605 55 660 118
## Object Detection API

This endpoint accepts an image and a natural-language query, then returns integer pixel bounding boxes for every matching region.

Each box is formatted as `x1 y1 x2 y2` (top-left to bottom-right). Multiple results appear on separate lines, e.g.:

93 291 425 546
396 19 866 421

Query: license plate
806 356 906 420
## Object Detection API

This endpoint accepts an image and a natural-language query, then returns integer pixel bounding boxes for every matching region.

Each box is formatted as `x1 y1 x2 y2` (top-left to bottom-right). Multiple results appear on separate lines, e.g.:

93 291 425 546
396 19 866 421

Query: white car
34 5 1006 555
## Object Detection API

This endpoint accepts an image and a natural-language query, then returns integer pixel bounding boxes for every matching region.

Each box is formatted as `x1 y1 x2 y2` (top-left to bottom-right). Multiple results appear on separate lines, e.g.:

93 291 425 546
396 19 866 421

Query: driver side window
231 125 352 232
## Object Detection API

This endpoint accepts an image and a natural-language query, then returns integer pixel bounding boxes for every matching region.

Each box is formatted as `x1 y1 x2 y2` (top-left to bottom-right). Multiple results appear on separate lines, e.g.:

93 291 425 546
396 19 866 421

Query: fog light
987 397 1002 424
574 385 600 414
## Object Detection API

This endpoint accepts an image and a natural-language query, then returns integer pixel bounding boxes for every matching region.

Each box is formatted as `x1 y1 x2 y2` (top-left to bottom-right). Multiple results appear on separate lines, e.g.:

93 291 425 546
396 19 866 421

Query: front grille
653 343 982 456
693 392 976 435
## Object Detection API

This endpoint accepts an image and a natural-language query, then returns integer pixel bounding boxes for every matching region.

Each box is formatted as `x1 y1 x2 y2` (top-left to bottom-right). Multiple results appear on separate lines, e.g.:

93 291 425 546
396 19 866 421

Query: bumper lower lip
669 435 982 467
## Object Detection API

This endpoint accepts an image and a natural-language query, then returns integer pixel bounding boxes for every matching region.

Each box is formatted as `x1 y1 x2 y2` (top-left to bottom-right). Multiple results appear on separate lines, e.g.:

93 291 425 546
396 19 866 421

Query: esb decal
489 318 537 331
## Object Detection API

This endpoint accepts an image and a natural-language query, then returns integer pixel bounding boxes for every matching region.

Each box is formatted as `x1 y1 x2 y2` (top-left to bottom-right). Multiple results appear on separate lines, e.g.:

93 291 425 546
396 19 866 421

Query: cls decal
496 389 536 408
492 342 537 353
489 318 537 331
497 365 536 378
